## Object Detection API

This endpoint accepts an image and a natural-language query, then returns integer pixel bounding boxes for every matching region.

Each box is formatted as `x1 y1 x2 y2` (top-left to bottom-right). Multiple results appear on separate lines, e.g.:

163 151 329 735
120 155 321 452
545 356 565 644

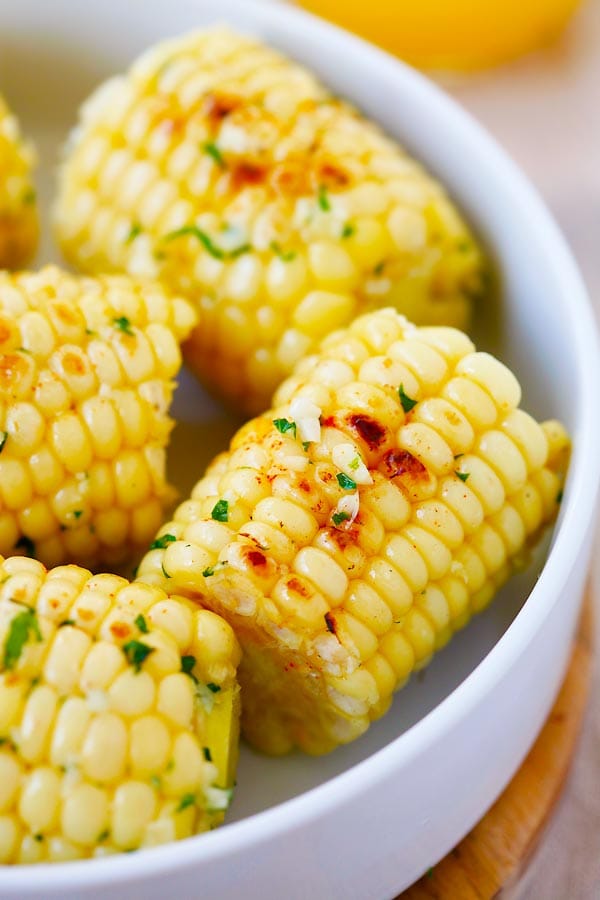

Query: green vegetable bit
332 511 351 527
455 471 470 482
125 222 142 244
149 533 176 550
398 383 418 413
135 614 149 634
176 793 196 813
317 184 331 211
113 316 134 336
336 472 357 491
4 609 42 670
211 499 229 522
123 639 154 673
273 418 297 438
203 142 226 168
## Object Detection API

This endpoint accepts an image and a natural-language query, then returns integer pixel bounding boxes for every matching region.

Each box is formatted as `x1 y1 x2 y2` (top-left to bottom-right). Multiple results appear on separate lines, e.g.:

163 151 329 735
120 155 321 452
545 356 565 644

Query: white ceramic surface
1 1 599 897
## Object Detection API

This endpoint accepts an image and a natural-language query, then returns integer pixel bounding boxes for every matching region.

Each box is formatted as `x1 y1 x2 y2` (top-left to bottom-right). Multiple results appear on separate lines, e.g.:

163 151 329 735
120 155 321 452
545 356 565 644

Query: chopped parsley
398 384 417 413
176 793 196 813
113 316 134 336
348 456 360 472
211 499 229 522
97 829 110 843
454 453 464 460
203 747 213 762
426 866 434 879
202 566 215 578
336 472 357 491
332 511 351 527
122 639 154 672
270 241 297 262
4 609 42 670
203 142 226 168
161 563 171 580
15 536 35 557
33 833 43 843
302 441 311 452
181 655 196 676
150 775 161 789
73 509 83 520
164 225 225 259
341 222 355 239
134 613 149 634
58 619 75 628
229 243 252 258
149 533 176 550
206 683 221 693
455 471 470 482
317 184 330 211
125 222 142 244
556 489 564 504
273 418 297 438
373 261 386 276
0 431 6 454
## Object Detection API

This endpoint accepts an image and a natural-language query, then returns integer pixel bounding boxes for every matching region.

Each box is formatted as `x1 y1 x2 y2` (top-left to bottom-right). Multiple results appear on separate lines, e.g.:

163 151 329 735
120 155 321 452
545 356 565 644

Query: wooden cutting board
399 590 593 899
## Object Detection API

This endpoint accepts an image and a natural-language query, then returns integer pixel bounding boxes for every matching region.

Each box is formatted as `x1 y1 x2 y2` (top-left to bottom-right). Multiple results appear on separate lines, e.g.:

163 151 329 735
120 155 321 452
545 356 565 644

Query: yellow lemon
297 0 582 69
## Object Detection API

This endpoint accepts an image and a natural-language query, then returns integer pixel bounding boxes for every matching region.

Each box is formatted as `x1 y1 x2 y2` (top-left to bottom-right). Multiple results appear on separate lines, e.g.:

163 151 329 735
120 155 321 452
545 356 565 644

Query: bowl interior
0 0 577 823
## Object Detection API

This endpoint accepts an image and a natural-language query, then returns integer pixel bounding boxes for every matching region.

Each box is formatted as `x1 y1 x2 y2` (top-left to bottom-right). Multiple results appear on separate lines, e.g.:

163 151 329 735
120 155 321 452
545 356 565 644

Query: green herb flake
206 682 221 693
454 453 464 460
150 775 161 789
33 833 44 843
398 384 418 413
125 222 142 244
22 188 36 206
211 499 229 522
97 829 110 843
122 639 154 673
341 222 355 239
202 566 215 578
203 141 226 168
163 225 225 260
302 441 311 451
150 533 176 551
336 472 357 491
58 619 75 628
135 613 149 634
181 655 196 676
348 456 360 472
176 793 196 813
332 511 351 527
455 471 470 483
73 509 83 520
270 241 297 262
556 489 564 504
0 432 7 454
15 535 35 557
131 565 139 580
161 563 171 580
203 746 213 762
4 609 42 670
272 418 297 438
373 260 386 276
426 866 434 879
113 316 134 336
317 184 330 212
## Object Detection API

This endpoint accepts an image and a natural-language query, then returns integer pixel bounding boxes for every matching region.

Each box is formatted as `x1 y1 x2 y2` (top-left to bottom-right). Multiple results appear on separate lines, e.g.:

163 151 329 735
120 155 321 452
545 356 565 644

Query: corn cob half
0 265 196 570
138 308 569 755
0 556 241 863
0 93 38 269
55 27 485 415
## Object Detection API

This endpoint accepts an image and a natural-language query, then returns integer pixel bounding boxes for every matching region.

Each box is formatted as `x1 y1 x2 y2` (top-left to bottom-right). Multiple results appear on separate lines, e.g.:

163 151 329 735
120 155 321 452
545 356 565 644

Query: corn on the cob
0 555 241 863
55 27 485 416
0 265 196 570
138 308 569 755
0 93 38 269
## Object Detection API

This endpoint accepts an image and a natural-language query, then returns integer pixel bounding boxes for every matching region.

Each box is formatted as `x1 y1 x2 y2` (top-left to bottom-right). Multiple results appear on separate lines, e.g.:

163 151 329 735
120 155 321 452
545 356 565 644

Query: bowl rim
3 0 600 889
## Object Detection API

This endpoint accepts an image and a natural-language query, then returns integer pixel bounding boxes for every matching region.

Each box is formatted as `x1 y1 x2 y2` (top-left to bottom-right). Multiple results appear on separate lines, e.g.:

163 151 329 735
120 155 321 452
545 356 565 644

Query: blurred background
289 1 598 897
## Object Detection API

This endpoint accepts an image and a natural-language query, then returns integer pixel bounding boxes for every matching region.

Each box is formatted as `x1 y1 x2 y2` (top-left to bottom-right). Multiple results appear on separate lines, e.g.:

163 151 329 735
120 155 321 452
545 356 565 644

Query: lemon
298 0 582 70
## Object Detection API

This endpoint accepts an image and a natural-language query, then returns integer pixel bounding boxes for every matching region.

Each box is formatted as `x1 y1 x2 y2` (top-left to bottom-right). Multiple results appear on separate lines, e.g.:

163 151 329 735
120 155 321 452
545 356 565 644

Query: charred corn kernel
0 556 241 862
0 94 38 268
138 308 568 755
56 27 485 416
0 266 196 570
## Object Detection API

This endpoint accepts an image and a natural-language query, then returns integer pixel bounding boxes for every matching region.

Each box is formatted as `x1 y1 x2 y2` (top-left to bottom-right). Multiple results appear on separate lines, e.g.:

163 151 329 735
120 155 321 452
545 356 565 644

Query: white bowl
1 1 599 896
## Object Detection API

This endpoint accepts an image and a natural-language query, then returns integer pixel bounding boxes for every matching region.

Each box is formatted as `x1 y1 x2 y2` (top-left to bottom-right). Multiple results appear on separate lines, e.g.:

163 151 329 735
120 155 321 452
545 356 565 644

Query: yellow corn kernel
55 27 485 415
0 266 197 569
0 556 241 863
136 308 567 755
0 94 38 269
